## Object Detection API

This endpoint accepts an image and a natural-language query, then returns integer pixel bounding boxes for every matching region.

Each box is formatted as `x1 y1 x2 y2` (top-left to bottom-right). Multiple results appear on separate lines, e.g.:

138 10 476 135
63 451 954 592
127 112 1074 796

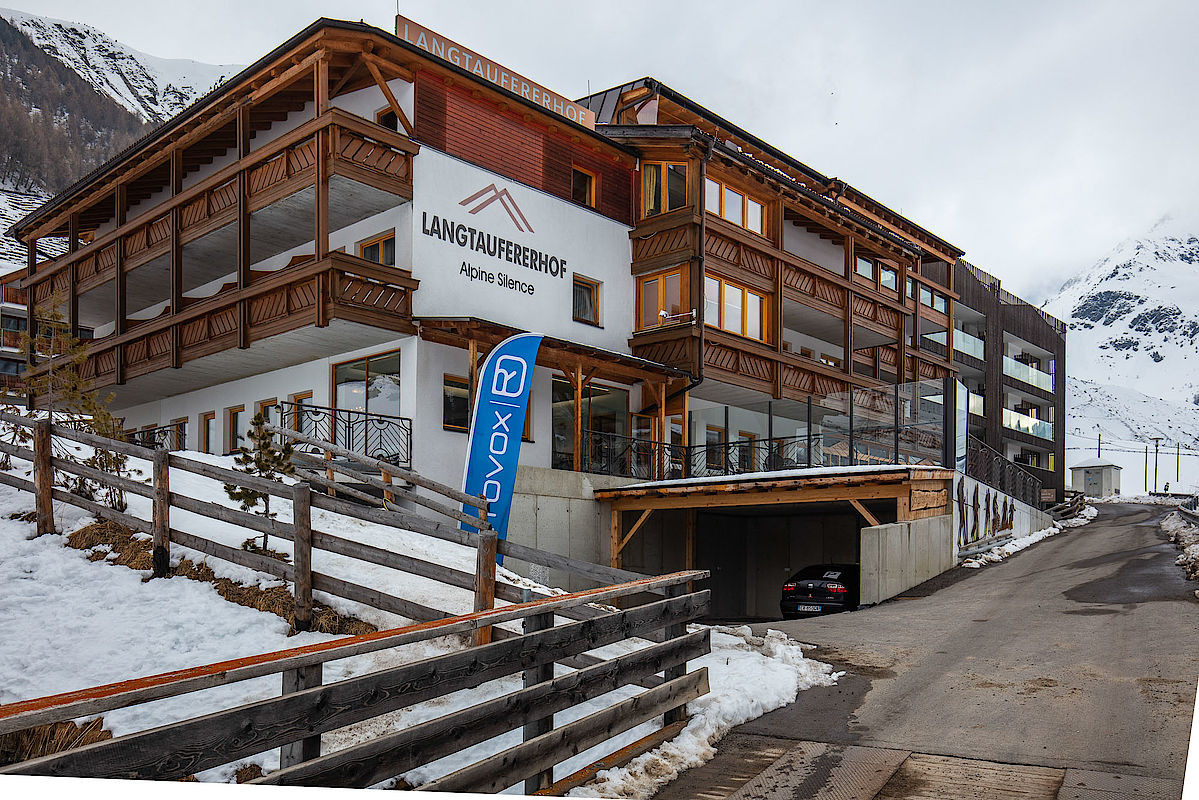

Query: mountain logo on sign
458 184 534 233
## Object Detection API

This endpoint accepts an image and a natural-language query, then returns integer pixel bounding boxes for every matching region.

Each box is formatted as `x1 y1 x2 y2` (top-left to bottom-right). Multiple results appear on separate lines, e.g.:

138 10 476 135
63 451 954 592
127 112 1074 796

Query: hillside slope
0 7 239 124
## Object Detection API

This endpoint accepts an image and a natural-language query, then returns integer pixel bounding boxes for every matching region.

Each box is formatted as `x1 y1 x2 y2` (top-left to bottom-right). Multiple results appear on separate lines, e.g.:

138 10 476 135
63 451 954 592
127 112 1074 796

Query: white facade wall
781 220 843 273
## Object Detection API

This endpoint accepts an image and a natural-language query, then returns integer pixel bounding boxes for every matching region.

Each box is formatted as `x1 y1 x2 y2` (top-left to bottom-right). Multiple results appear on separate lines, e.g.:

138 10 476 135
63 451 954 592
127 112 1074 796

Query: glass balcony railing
1003 407 1054 441
954 329 985 360
1003 355 1054 391
968 392 984 417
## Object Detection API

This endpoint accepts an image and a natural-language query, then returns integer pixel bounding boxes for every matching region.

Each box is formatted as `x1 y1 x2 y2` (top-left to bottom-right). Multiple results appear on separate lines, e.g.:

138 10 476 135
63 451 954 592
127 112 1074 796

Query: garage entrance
595 466 955 621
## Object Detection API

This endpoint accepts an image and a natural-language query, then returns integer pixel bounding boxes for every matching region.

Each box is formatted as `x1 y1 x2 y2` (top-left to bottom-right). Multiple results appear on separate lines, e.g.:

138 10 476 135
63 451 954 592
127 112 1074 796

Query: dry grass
233 763 264 783
0 718 111 766
66 520 376 636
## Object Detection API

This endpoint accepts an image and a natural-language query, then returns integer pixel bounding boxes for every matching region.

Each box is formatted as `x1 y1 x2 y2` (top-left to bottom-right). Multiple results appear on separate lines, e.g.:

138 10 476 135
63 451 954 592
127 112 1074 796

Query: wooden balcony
27 108 417 307
27 253 418 395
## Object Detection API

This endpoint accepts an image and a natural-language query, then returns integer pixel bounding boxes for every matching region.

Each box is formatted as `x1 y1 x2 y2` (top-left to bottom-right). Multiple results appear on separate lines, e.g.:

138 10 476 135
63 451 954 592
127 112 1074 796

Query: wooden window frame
256 397 278 426
287 391 314 431
572 274 601 326
641 161 688 218
880 266 899 292
855 256 876 280
225 405 245 455
358 230 396 265
443 374 470 433
703 273 769 343
375 107 399 131
571 165 597 208
705 426 726 470
200 411 216 454
704 176 768 237
330 348 402 418
737 430 757 471
635 266 687 331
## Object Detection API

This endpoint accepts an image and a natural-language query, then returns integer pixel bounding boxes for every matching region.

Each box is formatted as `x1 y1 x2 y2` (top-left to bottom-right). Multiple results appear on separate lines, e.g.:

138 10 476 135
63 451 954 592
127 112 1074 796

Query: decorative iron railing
965 434 1042 507
130 421 187 451
275 401 412 469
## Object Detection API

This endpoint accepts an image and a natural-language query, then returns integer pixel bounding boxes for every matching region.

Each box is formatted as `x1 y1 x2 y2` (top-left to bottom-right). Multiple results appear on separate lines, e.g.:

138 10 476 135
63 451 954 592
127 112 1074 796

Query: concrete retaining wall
953 473 1053 557
506 466 638 592
859 515 954 606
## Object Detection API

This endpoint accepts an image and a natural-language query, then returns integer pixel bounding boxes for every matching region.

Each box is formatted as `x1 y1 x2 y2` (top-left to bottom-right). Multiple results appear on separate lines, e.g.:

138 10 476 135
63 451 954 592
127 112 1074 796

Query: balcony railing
276 400 412 469
954 329 985 360
966 434 1043 507
1002 407 1054 441
1003 356 1053 392
128 421 187 451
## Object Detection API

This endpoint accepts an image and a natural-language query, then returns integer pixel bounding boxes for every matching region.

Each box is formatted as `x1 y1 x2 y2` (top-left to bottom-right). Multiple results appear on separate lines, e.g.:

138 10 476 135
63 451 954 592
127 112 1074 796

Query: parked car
779 564 860 618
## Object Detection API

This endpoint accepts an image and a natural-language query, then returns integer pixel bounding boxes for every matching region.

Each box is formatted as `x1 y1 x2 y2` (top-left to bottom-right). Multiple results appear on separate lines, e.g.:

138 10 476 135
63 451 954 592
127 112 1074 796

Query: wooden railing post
472 497 496 647
279 663 322 768
33 421 54 537
662 582 689 726
472 529 497 647
381 468 394 504
151 448 170 578
522 588 555 795
291 482 313 633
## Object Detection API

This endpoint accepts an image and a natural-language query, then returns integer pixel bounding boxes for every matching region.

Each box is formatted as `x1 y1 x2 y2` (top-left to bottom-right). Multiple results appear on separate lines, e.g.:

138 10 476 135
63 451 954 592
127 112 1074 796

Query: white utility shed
1070 457 1122 497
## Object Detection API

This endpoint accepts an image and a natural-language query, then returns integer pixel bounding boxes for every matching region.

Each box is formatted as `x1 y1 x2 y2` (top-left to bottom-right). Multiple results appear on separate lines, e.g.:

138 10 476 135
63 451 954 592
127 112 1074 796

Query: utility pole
1177 442 1180 484
1150 436 1164 494
1144 445 1149 493
1097 432 1102 458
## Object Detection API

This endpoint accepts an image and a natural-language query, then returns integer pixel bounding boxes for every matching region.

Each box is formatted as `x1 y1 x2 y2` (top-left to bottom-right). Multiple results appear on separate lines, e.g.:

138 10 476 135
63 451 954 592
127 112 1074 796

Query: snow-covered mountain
0 7 241 123
1043 214 1199 407
0 188 65 274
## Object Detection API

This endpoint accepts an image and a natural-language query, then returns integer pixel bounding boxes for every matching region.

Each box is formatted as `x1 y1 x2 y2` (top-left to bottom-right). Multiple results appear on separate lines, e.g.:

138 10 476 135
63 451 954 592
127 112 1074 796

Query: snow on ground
0 435 839 790
1160 511 1199 584
960 507 1097 569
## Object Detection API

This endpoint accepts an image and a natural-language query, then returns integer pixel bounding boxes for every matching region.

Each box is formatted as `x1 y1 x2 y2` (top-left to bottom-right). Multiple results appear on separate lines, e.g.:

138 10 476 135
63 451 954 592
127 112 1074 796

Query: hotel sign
395 15 596 129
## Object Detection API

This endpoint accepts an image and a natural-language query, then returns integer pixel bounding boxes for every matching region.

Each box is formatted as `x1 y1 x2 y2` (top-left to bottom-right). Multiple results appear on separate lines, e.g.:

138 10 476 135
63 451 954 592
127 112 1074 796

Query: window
703 274 767 341
359 232 396 266
737 431 757 471
907 277 915 299
256 398 277 425
170 417 188 451
334 350 400 417
0 315 25 332
200 411 215 454
637 268 684 330
376 108 398 131
551 377 628 469
443 375 470 432
642 162 687 217
571 166 596 208
919 285 934 307
225 405 244 455
932 292 948 314
288 391 316 436
855 256 875 279
880 267 898 291
705 426 726 471
704 177 765 235
0 358 20 375
573 275 600 326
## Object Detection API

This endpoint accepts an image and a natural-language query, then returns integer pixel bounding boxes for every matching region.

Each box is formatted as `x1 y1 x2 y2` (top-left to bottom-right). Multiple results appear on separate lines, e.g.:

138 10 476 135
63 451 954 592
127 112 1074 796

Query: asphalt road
656 503 1198 799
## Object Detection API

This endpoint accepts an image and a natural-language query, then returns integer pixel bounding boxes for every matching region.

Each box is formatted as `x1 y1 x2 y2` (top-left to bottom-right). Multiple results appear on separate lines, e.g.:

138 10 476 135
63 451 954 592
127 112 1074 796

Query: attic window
376 108 399 132
572 167 596 208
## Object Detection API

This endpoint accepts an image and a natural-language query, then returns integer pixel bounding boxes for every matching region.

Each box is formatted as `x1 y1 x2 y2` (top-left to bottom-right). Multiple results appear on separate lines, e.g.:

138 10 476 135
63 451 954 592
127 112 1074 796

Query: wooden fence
0 411 711 789
0 573 710 792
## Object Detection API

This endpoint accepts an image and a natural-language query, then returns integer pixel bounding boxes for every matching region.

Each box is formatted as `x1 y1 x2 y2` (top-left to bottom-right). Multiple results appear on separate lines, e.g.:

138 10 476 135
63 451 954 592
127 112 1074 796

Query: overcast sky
17 0 1199 303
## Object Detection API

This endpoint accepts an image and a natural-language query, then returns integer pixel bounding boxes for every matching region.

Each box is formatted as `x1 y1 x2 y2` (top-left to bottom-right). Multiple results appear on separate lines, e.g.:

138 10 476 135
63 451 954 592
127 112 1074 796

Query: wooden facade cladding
414 72 635 225
28 110 416 301
27 253 417 392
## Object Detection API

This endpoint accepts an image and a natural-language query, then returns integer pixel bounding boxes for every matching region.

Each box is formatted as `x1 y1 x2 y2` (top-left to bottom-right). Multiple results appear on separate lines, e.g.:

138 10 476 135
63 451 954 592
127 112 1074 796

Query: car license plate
799 604 821 612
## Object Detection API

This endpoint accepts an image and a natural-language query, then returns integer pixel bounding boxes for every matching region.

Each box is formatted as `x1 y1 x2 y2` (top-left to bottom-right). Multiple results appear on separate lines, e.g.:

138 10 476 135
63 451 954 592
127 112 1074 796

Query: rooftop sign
395 15 596 129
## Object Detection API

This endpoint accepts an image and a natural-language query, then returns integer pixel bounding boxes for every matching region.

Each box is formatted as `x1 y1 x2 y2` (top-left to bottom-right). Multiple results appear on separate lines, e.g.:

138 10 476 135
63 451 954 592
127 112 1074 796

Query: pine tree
11 293 132 511
224 412 295 549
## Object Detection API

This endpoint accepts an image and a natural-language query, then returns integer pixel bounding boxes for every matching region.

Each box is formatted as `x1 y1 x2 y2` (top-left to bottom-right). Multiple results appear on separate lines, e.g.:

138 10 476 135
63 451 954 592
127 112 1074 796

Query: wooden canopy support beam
848 498 881 527
365 58 414 136
615 509 654 559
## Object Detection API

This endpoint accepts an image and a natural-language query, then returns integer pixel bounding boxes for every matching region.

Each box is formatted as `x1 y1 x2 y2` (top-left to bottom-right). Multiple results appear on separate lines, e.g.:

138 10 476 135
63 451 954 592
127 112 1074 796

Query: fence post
291 481 313 633
381 468 394 504
151 448 171 578
472 525 498 647
33 420 54 537
663 582 689 726
522 588 555 794
279 663 322 768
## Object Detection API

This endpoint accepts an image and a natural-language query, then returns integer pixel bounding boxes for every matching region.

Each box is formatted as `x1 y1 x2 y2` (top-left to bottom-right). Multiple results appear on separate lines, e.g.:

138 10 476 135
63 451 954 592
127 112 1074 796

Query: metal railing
276 401 412 469
129 421 186 451
965 434 1042 507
